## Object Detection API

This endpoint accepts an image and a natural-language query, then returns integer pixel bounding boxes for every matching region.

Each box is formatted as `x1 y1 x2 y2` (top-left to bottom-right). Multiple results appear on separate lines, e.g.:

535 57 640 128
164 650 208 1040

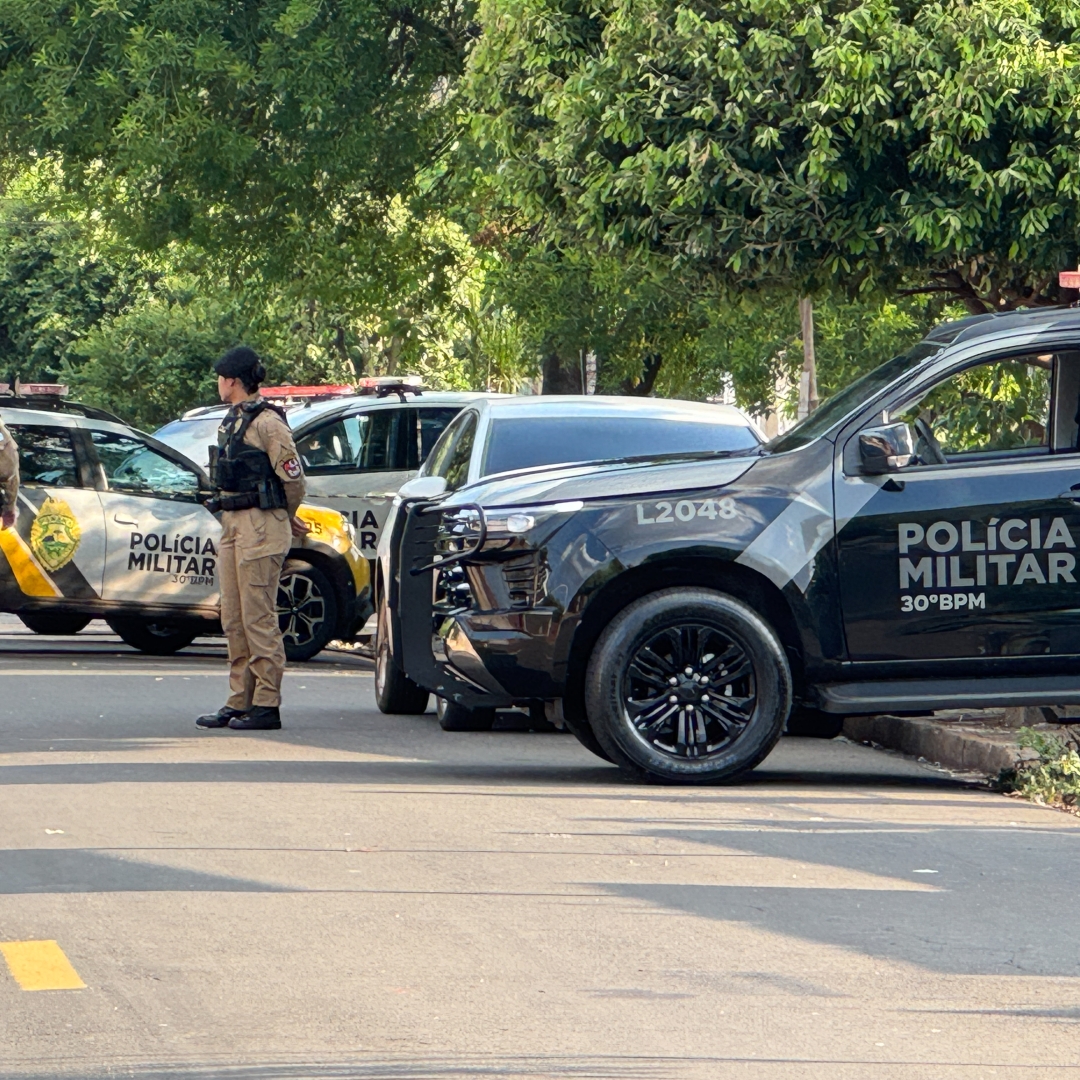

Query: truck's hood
443 453 760 508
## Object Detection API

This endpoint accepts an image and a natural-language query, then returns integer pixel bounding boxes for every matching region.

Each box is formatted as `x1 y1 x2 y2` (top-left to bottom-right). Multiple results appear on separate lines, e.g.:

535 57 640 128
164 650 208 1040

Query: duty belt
206 492 262 513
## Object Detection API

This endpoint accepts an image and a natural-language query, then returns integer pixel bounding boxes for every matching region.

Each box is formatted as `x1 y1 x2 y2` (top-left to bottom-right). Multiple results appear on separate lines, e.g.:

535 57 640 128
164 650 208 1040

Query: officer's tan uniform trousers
220 507 291 709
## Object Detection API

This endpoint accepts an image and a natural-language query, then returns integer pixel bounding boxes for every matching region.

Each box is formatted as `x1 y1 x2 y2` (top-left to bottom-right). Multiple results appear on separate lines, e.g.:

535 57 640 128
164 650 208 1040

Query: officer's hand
1 508 15 531
290 515 311 538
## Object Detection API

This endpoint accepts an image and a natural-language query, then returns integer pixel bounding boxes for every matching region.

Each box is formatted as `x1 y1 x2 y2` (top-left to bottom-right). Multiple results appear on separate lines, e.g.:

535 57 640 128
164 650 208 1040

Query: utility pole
797 296 819 419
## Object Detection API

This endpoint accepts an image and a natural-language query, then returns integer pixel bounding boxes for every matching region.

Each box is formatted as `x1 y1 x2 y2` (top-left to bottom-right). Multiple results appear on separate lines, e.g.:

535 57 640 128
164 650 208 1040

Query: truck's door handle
113 515 139 526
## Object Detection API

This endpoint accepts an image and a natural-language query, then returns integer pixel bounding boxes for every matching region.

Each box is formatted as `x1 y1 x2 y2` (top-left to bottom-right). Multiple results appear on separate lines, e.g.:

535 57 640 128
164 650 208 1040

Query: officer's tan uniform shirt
222 404 307 560
219 398 306 710
0 419 19 516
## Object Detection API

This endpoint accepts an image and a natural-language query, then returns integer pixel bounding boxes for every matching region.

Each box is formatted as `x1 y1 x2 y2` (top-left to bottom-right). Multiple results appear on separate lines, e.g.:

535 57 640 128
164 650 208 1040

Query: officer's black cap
215 346 264 382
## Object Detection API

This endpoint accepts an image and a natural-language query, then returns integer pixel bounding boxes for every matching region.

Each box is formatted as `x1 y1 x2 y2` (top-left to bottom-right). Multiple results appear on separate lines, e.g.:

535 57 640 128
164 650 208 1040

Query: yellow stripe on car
0 527 62 597
295 504 370 595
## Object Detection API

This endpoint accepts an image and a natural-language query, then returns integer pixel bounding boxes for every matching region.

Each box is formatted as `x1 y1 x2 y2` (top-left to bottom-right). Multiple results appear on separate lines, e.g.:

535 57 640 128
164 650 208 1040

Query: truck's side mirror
397 475 448 500
859 423 915 474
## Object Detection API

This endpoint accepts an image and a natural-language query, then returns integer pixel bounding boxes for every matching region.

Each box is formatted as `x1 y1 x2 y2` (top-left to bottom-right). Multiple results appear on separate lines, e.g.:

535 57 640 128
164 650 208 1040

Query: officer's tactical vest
209 400 288 511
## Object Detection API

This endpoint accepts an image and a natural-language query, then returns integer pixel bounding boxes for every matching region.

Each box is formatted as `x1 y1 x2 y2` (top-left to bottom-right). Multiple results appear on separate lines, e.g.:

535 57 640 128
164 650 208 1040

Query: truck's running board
817 675 1080 715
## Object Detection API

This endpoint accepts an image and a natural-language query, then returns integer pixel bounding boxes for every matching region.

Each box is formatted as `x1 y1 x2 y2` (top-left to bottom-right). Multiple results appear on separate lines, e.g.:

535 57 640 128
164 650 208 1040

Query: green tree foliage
464 0 1080 312
0 0 470 292
0 170 535 427
659 292 960 416
490 248 704 393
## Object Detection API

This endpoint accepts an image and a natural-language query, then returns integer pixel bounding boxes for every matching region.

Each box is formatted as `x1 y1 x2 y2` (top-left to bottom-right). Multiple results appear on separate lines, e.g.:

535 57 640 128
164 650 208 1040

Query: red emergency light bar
0 381 70 397
261 384 354 399
1060 271 1080 290
355 376 424 397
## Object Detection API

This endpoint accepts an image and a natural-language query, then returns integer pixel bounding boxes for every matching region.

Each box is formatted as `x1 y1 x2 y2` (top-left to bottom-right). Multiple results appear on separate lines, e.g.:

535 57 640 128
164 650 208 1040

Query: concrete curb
843 714 1024 776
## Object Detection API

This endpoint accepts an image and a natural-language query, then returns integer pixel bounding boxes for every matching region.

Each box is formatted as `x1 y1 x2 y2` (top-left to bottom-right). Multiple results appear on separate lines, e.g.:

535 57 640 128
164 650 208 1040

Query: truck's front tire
374 596 430 715
585 588 791 784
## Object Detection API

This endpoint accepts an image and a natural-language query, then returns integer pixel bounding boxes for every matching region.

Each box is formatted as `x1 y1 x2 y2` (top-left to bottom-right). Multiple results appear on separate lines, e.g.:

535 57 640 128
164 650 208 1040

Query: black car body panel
390 308 1080 718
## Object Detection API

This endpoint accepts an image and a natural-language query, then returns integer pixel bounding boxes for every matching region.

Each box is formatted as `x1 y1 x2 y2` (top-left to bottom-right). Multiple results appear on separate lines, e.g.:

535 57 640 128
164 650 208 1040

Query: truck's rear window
481 415 760 478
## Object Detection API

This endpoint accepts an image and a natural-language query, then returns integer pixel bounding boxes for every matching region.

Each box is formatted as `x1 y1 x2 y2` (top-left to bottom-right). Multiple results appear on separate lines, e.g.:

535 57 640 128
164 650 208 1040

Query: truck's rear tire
106 616 201 655
19 613 91 636
436 696 496 731
585 588 791 784
374 596 429 714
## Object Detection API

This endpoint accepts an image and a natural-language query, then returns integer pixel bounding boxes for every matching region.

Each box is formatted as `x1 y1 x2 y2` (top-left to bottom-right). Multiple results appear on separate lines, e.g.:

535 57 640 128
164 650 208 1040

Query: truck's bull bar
396 500 515 709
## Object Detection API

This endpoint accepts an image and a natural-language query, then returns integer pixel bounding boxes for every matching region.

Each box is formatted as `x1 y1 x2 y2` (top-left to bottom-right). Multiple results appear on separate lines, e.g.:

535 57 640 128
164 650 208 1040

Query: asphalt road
0 615 1078 1079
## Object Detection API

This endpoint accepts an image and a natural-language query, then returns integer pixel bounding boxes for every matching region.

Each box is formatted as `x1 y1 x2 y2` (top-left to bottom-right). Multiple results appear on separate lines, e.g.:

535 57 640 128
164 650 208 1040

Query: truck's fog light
506 513 535 534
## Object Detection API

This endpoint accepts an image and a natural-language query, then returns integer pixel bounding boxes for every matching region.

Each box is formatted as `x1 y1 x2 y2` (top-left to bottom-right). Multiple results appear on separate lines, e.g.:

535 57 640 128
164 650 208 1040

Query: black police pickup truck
378 307 1080 783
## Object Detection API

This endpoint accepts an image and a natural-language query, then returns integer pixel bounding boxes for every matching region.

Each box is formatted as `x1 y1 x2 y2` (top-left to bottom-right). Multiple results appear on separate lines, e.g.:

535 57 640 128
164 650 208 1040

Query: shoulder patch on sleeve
282 457 302 480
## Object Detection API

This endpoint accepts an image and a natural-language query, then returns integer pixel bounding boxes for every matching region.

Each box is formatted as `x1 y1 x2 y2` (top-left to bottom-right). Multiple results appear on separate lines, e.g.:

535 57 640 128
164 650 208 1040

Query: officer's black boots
228 706 282 730
196 707 246 729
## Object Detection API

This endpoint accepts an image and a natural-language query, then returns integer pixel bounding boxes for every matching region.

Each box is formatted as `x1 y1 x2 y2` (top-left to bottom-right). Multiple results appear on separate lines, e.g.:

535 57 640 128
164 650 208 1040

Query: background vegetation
1 0 1075 429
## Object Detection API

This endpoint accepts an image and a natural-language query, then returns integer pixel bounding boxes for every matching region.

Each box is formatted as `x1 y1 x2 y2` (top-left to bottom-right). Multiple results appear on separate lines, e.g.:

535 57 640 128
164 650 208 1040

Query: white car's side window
6 424 80 487
297 409 409 473
92 430 200 500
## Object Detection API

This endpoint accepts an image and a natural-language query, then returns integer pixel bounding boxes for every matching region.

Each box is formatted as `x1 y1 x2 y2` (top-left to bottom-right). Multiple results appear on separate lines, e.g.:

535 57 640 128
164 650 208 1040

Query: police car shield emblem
30 496 82 572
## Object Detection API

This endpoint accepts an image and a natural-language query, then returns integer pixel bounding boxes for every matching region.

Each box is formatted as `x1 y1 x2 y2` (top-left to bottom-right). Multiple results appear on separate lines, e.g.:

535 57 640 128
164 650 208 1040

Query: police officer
0 416 18 531
197 347 308 731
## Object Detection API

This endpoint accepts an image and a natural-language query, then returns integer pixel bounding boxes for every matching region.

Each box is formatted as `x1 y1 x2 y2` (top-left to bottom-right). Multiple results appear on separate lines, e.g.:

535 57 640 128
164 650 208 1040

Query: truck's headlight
483 501 584 538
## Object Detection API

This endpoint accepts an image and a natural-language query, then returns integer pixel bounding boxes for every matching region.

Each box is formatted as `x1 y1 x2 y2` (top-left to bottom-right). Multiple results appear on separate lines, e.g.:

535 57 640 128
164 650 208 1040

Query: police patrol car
371 395 762 727
377 307 1080 783
0 387 371 659
154 378 495 557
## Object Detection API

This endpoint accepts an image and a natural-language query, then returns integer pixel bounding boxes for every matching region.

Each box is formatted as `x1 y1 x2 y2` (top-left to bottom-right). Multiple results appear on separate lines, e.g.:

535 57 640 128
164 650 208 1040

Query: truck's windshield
766 342 942 453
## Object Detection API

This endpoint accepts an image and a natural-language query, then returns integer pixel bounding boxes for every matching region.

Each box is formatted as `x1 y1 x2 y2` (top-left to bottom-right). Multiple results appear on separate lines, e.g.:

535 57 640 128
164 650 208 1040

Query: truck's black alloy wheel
278 560 338 662
436 696 496 731
19 613 91 636
106 616 200 655
374 596 430 714
586 588 791 783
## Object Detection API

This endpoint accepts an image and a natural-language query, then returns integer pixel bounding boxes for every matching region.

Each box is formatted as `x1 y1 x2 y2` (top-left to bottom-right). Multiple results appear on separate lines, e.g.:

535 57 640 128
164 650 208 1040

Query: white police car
154 378 496 558
0 391 370 659
372 394 763 725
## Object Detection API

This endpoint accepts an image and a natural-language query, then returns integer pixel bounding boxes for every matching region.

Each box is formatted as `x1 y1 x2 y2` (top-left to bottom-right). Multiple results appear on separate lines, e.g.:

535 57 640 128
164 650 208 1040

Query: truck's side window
895 354 1052 462
6 425 80 487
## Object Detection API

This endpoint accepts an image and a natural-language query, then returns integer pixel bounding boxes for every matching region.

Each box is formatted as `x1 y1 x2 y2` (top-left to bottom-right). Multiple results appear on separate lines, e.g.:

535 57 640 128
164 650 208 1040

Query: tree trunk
541 352 583 394
619 352 663 396
797 297 819 419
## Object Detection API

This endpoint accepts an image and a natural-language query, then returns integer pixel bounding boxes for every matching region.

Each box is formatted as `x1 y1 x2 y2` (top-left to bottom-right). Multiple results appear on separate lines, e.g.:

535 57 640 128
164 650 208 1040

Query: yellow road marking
0 528 60 597
0 940 86 991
